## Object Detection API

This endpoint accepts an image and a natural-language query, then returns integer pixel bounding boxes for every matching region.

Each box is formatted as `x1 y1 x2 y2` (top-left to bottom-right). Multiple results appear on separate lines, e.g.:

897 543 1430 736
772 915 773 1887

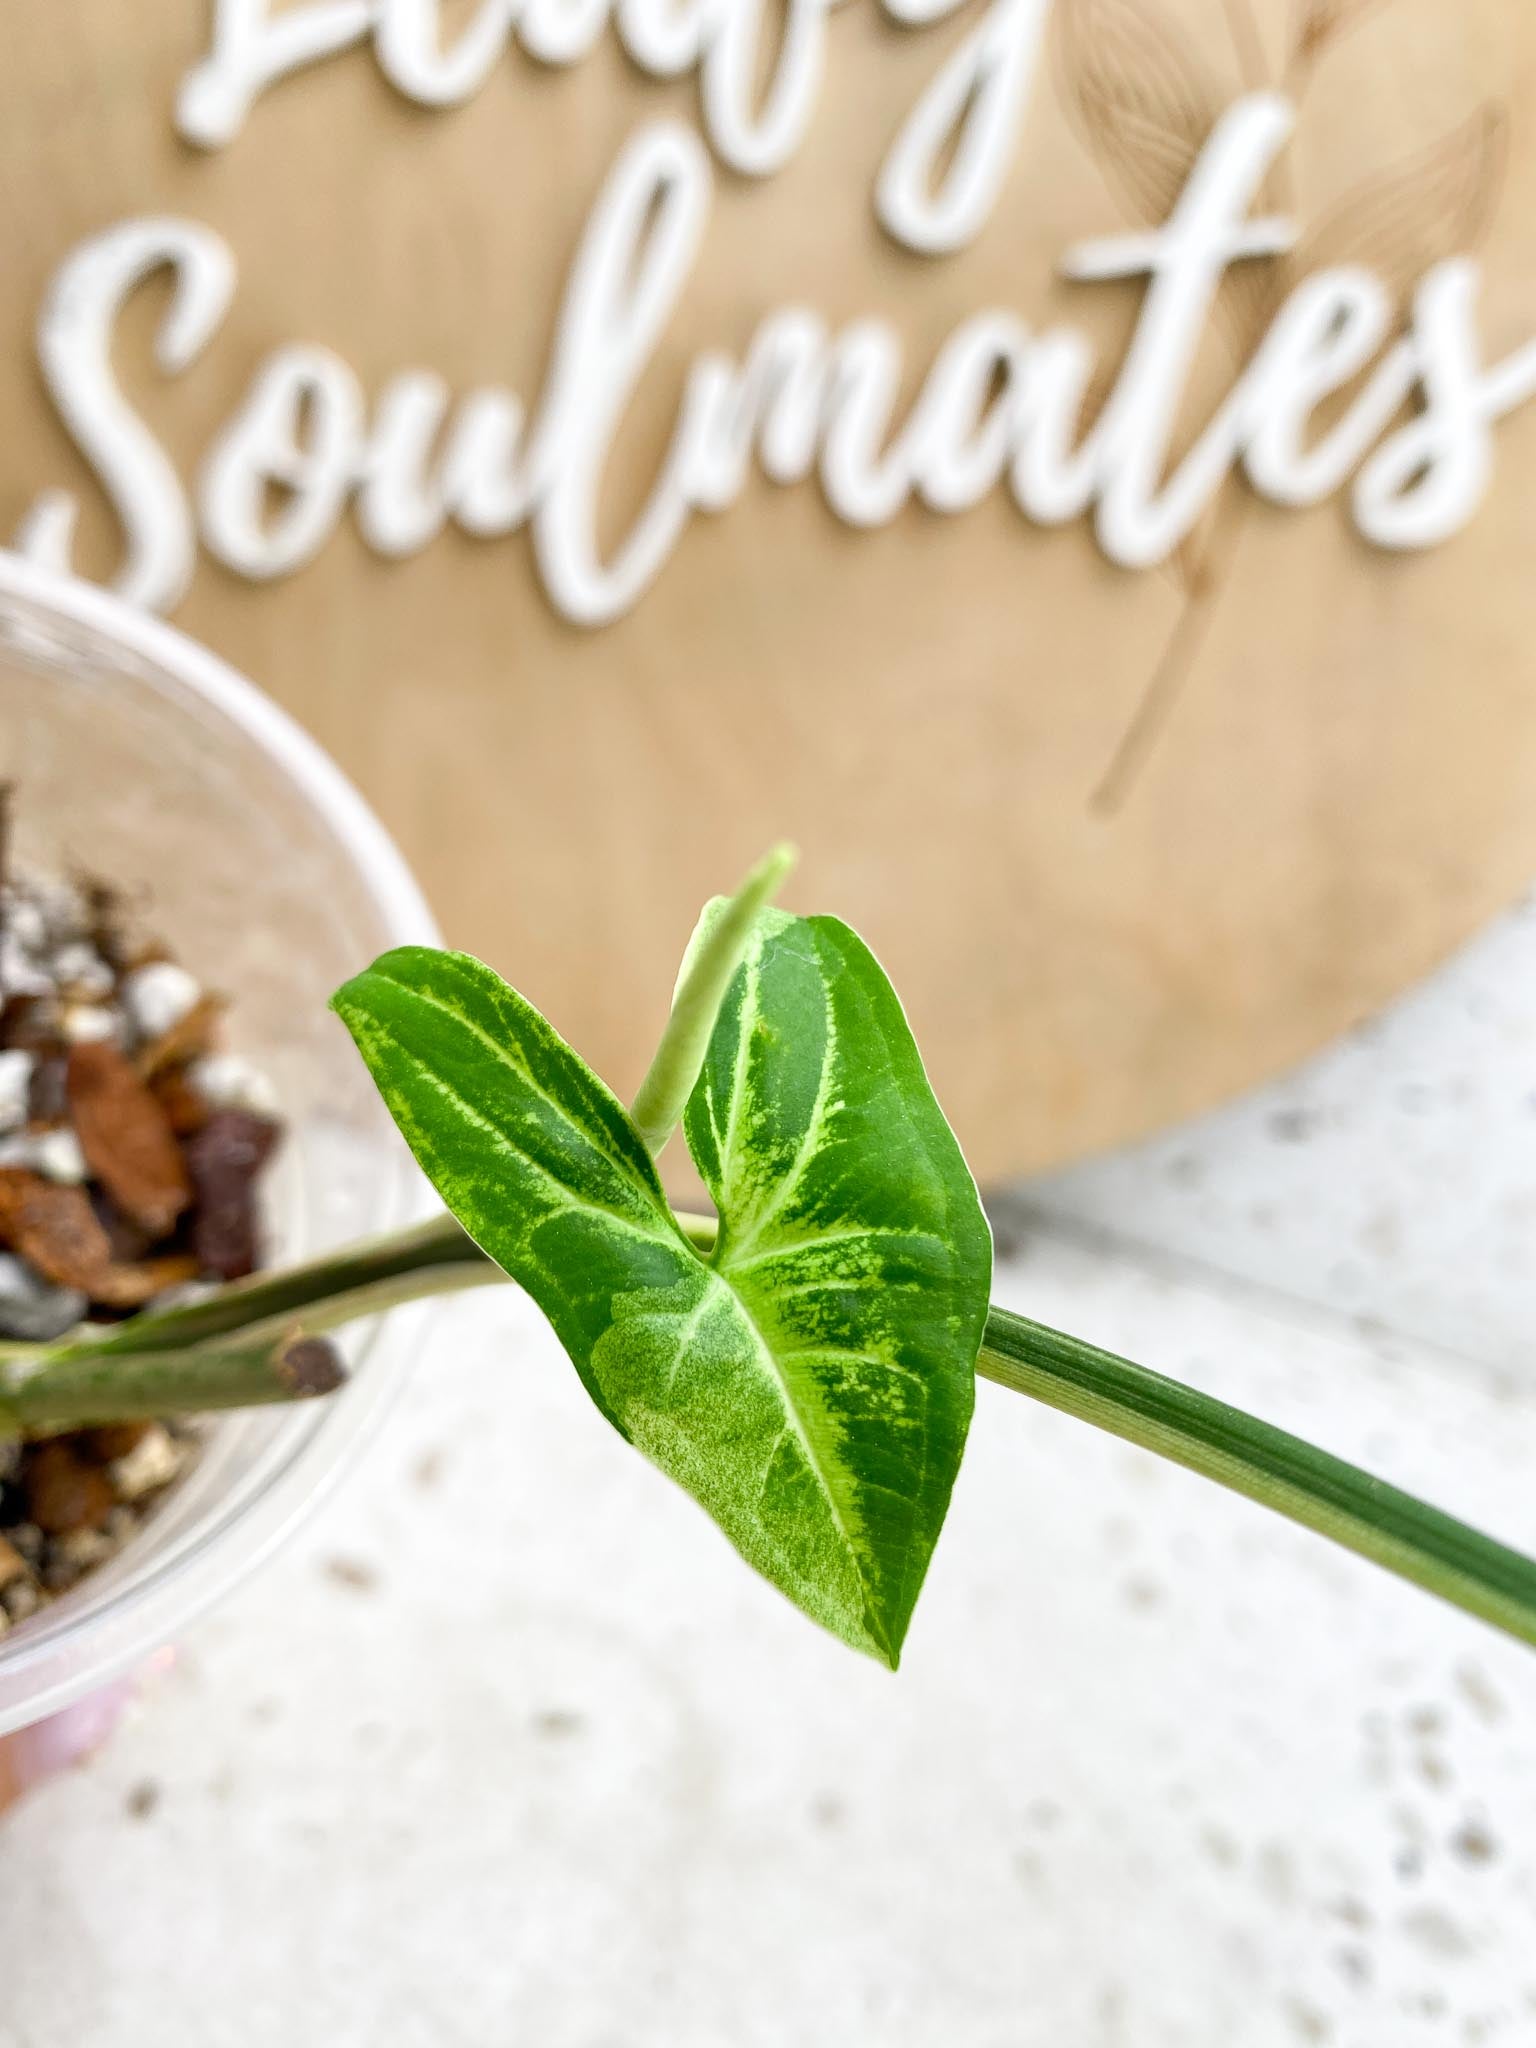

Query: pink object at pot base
0 1654 172 1812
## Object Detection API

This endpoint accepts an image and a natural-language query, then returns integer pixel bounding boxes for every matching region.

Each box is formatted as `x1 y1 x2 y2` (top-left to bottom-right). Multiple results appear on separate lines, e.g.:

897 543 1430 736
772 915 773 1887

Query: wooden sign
2 0 1534 1182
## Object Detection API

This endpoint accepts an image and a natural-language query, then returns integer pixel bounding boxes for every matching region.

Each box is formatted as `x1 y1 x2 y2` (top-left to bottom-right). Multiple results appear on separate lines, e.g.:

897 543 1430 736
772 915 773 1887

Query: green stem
9 1213 1536 1654
81 1211 495 1357
0 1330 344 1438
0 1213 712 1425
630 843 797 1155
979 1308 1536 1650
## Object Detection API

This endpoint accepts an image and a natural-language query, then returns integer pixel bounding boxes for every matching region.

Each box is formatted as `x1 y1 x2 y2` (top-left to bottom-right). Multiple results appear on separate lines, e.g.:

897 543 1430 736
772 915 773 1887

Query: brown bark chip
90 1189 157 1265
0 1172 199 1308
66 1042 191 1236
82 1422 154 1463
1 997 61 1055
151 1066 213 1137
135 994 226 1083
78 875 135 978
91 1254 203 1311
26 1054 69 1127
24 1440 116 1536
0 1169 115 1292
183 1111 282 1281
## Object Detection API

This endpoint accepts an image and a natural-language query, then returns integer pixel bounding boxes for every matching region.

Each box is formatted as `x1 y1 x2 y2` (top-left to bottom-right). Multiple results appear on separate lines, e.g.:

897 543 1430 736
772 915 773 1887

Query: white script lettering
20 100 1536 626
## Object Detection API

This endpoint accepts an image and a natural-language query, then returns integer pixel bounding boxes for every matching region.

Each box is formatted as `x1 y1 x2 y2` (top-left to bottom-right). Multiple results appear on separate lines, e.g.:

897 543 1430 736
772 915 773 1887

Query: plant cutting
2 844 1534 1668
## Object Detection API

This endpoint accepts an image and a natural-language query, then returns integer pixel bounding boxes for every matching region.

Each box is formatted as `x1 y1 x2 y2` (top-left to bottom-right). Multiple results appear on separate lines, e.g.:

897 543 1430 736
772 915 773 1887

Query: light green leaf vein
333 911 992 1668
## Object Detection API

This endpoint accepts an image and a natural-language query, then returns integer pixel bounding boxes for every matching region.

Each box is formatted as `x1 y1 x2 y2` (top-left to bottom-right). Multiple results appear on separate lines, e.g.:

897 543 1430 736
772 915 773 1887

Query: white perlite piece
122 960 201 1041
50 941 115 1000
109 1425 185 1503
27 1128 88 1184
0 930 51 999
29 877 88 948
0 1252 88 1342
190 1052 279 1118
53 1527 113 1572
0 1049 33 1134
0 893 47 954
60 1001 119 1045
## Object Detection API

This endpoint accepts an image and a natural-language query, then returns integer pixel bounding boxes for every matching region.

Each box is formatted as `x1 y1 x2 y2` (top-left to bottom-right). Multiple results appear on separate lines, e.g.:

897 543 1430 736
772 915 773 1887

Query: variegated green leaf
682 908 991 1660
332 913 990 1665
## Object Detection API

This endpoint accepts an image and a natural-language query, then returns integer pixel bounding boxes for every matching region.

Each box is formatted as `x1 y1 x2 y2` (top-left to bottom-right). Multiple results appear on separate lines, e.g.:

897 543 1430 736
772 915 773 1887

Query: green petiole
4 844 1533 1667
7 1217 1536 1655
978 1310 1536 1652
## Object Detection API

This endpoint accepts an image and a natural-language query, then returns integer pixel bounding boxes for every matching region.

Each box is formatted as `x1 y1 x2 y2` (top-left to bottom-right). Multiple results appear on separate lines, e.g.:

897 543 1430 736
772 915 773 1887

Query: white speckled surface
1 1225 1533 2047
1034 890 1536 1378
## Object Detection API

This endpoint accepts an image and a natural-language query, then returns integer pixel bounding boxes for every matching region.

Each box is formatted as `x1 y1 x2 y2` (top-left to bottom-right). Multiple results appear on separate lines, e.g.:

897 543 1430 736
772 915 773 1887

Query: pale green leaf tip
330 946 459 1023
755 841 798 890
329 967 386 1032
730 842 797 919
849 1627 900 1672
328 975 361 1019
872 1599 905 1670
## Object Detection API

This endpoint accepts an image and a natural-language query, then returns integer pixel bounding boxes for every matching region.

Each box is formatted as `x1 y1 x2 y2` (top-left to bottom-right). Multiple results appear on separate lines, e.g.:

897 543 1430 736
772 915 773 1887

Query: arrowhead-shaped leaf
332 910 991 1664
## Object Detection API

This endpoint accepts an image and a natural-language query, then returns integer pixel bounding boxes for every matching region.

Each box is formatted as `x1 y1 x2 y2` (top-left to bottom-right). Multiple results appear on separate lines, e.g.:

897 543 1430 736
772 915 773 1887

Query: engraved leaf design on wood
1055 0 1225 229
1296 104 1508 305
1055 0 1276 359
1291 0 1395 67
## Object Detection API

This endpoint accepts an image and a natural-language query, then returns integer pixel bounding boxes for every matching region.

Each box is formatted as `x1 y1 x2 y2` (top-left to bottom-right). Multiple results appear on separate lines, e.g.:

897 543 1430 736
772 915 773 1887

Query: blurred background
1 2 1534 2041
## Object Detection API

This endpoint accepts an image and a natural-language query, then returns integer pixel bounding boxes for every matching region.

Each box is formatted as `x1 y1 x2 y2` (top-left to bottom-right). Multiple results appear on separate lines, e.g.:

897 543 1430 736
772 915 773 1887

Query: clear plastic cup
0 553 439 1739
